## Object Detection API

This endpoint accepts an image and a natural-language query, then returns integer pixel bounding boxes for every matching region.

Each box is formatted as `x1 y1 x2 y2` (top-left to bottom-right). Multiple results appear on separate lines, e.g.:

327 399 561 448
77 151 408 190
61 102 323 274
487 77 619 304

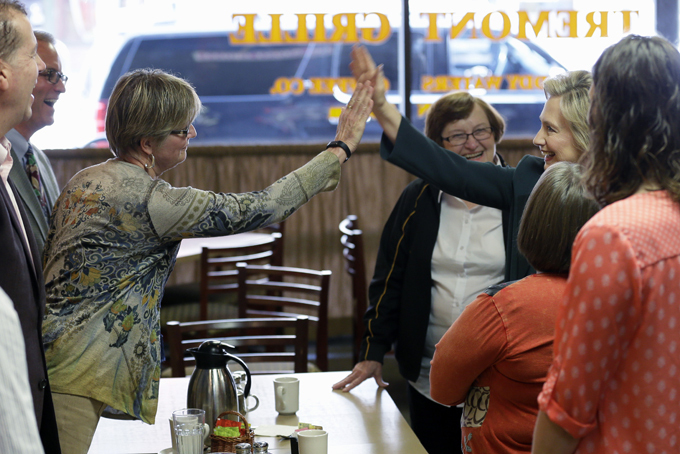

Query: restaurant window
26 0 660 149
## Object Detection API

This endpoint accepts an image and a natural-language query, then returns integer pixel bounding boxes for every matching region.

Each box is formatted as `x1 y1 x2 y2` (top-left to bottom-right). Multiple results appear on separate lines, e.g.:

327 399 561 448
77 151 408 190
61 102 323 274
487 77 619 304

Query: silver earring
144 154 155 169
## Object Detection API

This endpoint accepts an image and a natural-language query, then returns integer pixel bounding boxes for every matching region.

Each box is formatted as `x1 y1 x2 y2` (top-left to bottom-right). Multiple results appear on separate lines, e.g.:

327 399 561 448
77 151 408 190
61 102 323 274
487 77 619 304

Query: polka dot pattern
538 192 680 453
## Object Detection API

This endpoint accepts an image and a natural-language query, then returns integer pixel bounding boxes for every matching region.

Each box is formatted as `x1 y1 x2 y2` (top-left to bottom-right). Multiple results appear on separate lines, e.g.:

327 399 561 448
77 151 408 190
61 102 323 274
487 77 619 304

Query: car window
335 31 428 91
94 28 565 144
447 38 501 76
101 35 348 98
504 39 560 75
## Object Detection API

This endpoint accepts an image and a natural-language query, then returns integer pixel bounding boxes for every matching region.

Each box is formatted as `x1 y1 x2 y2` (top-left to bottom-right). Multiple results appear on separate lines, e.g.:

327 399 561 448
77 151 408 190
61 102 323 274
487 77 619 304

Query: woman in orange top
533 35 680 454
430 162 599 453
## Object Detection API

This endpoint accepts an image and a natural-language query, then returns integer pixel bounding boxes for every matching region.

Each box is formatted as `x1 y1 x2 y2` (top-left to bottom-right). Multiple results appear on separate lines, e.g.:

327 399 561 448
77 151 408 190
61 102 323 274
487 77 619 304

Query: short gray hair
0 0 28 62
106 69 202 157
543 70 592 155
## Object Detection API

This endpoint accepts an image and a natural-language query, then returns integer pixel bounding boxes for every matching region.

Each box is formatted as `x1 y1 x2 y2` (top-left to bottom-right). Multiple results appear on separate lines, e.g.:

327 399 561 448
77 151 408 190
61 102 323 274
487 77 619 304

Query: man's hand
331 360 389 392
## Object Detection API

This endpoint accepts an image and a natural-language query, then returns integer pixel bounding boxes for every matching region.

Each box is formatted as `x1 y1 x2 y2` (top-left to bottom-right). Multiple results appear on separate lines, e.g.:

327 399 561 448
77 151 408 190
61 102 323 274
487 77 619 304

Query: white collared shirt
0 137 33 262
411 181 506 401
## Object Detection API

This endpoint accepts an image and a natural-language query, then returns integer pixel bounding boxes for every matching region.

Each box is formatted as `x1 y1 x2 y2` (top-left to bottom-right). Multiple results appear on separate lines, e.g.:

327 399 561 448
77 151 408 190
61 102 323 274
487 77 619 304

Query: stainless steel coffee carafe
186 340 252 434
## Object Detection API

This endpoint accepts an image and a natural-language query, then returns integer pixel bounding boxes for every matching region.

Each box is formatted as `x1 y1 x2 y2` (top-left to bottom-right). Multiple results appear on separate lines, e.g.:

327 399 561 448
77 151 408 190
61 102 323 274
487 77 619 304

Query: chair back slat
198 232 283 320
207 250 274 266
246 295 320 310
242 280 322 293
166 316 309 377
236 263 330 371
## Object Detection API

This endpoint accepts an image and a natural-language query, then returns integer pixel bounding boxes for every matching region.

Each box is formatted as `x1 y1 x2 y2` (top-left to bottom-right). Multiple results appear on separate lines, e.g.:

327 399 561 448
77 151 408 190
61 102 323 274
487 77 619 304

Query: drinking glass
172 408 208 454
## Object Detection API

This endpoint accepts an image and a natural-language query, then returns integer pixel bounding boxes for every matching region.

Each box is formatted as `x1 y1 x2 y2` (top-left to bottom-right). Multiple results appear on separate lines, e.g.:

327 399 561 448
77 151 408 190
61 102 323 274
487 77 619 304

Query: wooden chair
236 263 331 371
165 316 309 377
339 215 369 364
198 232 283 320
254 219 286 259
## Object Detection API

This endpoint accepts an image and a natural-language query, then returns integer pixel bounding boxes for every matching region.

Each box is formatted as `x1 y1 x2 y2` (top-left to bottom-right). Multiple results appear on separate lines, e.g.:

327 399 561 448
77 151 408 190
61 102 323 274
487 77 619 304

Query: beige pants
52 392 107 454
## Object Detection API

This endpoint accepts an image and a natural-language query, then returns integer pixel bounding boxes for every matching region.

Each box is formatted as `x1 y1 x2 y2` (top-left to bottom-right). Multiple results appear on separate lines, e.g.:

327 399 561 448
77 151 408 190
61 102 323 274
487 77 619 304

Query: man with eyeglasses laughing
7 30 64 258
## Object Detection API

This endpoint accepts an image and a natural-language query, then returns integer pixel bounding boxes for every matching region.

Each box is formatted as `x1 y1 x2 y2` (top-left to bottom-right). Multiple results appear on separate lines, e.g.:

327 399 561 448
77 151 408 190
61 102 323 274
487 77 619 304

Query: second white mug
298 429 328 454
273 376 299 415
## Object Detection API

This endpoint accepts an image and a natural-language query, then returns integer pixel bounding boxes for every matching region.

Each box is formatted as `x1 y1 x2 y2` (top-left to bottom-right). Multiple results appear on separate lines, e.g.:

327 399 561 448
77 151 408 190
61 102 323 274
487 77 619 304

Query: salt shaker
233 370 246 391
253 441 269 453
235 442 252 454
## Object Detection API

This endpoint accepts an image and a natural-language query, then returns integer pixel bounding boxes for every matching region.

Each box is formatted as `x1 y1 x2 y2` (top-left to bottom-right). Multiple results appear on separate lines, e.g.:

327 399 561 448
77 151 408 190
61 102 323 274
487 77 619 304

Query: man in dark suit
7 30 63 258
0 1 61 452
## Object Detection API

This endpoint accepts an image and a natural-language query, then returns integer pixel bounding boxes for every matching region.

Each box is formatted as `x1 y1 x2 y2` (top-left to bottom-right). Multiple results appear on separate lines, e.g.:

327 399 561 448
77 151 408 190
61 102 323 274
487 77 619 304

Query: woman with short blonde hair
542 70 592 155
42 68 374 454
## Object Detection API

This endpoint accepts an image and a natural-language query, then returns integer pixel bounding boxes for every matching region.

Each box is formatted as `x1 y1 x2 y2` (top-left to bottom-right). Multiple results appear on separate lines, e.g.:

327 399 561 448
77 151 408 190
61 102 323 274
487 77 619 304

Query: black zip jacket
363 118 544 381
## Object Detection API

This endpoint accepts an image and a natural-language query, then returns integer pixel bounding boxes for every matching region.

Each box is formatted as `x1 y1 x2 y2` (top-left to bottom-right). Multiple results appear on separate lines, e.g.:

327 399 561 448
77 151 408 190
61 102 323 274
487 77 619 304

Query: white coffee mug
274 376 299 415
237 389 260 416
298 429 328 454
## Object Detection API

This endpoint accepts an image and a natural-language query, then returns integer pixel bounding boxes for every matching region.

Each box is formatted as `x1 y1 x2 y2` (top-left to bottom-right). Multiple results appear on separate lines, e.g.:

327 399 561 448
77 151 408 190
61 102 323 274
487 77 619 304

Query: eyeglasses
170 127 191 136
39 69 68 85
442 127 493 146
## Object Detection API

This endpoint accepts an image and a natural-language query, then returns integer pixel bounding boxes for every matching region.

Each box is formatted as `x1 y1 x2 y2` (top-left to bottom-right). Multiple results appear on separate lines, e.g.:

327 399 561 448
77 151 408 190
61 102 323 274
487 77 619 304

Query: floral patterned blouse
42 152 340 424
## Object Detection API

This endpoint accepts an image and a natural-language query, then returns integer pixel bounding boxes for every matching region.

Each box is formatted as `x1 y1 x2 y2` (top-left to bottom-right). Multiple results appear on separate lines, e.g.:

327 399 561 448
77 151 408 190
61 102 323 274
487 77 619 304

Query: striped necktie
24 144 50 222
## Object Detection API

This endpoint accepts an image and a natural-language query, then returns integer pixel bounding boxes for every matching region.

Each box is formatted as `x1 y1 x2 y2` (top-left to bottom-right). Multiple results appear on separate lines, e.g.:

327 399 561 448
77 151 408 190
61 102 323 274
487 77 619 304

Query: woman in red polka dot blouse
532 35 680 454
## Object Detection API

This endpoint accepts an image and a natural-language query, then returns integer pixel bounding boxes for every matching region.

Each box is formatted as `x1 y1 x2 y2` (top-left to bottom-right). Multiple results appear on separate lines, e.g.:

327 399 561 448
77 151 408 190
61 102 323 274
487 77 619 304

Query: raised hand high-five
329 80 374 162
349 45 403 143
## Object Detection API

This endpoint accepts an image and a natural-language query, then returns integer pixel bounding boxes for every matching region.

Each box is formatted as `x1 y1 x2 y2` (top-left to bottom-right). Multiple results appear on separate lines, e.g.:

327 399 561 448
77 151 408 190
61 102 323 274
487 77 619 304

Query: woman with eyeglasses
333 90 508 452
349 45 591 283
40 68 374 454
333 46 591 453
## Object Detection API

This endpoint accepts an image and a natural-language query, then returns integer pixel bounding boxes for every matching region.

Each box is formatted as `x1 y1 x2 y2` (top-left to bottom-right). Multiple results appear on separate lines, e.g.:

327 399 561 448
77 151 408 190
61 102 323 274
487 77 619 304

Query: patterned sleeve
538 224 642 438
148 150 340 240
430 293 507 406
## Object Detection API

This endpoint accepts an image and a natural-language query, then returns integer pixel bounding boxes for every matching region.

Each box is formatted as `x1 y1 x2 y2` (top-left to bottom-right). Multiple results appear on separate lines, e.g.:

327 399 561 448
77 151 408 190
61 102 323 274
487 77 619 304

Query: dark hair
106 69 202 157
518 162 599 274
583 35 680 206
424 91 505 147
0 0 27 61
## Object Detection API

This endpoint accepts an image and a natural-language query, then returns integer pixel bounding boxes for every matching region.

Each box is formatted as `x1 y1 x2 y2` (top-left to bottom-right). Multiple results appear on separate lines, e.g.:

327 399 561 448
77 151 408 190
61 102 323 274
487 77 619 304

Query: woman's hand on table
331 360 388 392
329 81 374 163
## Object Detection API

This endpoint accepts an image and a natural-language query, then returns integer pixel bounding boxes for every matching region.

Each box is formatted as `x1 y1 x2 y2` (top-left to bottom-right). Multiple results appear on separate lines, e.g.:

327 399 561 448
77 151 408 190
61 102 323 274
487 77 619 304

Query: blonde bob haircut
542 70 592 155
106 68 202 158
424 90 505 147
517 162 599 274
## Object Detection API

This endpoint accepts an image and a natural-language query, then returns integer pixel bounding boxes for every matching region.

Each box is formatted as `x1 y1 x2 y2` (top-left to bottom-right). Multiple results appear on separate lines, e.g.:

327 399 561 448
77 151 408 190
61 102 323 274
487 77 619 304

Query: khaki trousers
52 392 107 454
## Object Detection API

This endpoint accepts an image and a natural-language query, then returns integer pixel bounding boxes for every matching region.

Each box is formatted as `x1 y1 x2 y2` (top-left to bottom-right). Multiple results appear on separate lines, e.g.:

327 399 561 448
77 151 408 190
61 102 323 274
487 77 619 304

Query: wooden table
88 371 425 454
168 232 273 285
175 233 273 263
